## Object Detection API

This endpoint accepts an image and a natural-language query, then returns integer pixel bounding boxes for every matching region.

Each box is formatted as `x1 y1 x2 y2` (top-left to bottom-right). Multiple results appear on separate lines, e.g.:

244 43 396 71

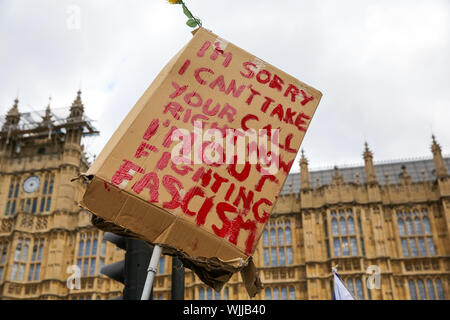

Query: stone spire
300 149 311 190
41 97 53 127
363 141 377 184
69 90 84 120
431 135 448 179
4 98 21 128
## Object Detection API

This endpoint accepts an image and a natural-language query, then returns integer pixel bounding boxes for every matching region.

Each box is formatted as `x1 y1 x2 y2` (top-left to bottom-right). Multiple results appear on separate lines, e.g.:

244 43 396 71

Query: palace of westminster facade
0 93 448 300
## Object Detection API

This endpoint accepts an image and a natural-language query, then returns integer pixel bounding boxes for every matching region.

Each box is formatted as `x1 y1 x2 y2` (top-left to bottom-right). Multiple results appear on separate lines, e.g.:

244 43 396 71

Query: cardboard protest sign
79 28 322 296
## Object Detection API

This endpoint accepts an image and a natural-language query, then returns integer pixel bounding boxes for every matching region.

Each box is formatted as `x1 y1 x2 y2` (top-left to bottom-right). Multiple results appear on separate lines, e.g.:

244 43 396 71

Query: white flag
333 269 355 300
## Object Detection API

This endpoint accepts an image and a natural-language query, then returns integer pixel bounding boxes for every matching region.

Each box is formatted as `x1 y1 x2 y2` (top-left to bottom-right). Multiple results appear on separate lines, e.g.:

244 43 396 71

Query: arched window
333 239 341 257
414 217 423 234
90 258 96 275
265 221 293 266
224 287 229 300
38 243 44 261
409 239 418 256
159 256 165 273
286 247 293 264
281 287 287 300
4 202 10 216
278 228 284 245
340 218 347 235
31 245 37 261
355 278 363 300
346 279 354 296
348 217 355 234
273 287 279 300
10 201 15 215
11 263 18 281
207 288 212 300
263 249 270 266
92 239 98 255
331 218 338 235
350 237 358 256
417 279 426 300
100 239 106 256
271 248 277 266
43 180 48 195
406 218 414 235
427 279 436 300
423 217 431 234
436 279 445 300
342 238 349 256
85 239 91 256
270 229 276 246
409 280 417 300
1 247 6 264
427 238 436 255
263 230 268 246
48 179 54 194
8 184 14 198
199 287 205 300
14 182 19 198
285 227 292 245
215 291 220 300
34 264 41 281
83 259 89 276
46 197 52 212
27 239 44 282
278 248 285 266
398 219 405 236
418 238 426 256
289 286 295 300
40 198 45 213
265 288 271 300
14 242 22 261
401 239 409 257
22 240 29 261
78 238 85 255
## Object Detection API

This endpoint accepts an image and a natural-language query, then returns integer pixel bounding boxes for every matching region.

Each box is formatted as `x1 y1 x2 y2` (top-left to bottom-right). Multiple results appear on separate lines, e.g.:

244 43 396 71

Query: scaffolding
0 106 99 141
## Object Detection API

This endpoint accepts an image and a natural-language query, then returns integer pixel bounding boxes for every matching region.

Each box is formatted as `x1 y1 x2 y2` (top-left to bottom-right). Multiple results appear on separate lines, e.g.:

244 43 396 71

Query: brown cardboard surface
79 27 322 296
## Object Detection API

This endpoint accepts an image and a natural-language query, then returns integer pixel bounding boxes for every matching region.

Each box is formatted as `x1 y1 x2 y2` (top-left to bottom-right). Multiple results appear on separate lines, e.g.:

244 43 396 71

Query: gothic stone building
0 95 448 300
0 94 124 299
151 142 449 301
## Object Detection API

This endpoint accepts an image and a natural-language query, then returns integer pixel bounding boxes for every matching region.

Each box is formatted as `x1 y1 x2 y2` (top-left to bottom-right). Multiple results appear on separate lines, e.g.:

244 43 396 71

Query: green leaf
182 4 194 19
186 19 198 28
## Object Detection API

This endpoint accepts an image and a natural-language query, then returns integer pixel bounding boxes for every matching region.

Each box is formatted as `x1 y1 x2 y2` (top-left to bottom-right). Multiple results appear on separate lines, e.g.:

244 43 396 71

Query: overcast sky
1 0 448 172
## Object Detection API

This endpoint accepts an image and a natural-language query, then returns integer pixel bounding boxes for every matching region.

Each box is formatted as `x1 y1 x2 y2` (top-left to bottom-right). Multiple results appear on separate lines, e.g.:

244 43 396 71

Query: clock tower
0 92 124 299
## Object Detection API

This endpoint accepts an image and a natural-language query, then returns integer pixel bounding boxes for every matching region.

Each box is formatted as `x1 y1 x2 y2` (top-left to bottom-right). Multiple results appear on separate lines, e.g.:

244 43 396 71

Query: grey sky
1 0 449 172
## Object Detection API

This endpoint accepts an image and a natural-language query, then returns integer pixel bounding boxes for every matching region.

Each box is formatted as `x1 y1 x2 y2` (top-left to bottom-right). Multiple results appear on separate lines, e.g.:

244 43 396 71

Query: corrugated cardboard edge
78 174 262 296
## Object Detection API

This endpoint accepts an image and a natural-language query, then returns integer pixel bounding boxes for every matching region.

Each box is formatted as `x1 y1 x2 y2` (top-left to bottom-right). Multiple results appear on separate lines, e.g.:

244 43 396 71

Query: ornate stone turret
363 141 378 184
4 98 21 129
41 97 53 128
69 90 84 120
431 135 448 179
300 149 311 191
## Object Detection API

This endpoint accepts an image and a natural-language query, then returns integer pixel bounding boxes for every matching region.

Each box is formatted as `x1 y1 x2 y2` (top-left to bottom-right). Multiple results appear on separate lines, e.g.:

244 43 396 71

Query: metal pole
141 244 162 300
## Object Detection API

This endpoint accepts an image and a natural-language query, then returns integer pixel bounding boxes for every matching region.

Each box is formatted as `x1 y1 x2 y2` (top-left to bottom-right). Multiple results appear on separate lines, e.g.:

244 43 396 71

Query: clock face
23 176 41 193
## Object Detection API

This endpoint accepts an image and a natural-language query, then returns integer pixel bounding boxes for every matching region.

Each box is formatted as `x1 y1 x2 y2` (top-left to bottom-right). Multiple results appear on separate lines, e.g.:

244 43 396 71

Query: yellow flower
167 0 181 4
